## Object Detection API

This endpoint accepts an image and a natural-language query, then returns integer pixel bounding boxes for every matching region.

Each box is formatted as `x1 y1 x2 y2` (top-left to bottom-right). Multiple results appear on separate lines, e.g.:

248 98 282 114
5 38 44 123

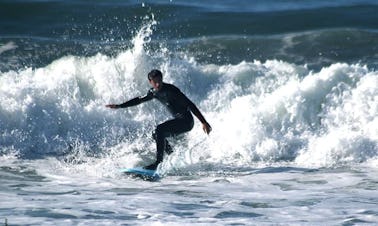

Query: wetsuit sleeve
176 89 208 124
116 89 153 108
187 98 208 124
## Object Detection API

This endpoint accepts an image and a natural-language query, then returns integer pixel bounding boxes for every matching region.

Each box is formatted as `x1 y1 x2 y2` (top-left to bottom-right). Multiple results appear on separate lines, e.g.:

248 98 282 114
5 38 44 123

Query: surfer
106 69 212 170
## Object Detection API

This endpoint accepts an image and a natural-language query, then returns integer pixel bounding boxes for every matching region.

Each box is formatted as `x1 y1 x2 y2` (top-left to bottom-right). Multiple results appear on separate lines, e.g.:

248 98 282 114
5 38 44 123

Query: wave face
1 19 377 169
1 1 378 71
1 0 377 169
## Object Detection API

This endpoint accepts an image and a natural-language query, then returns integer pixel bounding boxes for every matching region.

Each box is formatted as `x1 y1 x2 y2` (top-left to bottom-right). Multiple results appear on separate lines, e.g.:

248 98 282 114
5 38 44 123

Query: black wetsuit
117 83 203 168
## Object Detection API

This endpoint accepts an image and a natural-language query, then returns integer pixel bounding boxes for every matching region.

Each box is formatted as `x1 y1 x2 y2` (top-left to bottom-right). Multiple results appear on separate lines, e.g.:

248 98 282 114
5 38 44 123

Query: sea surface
1 0 378 225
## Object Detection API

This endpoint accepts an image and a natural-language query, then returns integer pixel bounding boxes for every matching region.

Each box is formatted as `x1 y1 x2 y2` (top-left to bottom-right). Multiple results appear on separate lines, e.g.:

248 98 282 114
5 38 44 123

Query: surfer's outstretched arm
179 93 212 134
106 93 153 109
188 101 212 134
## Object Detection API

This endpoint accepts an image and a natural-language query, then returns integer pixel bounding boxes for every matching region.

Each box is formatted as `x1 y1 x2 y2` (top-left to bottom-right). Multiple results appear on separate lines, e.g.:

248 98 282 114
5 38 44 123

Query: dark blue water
1 0 378 71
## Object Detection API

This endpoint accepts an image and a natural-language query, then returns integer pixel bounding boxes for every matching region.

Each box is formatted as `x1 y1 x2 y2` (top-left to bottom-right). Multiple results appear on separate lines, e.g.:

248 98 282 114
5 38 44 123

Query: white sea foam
0 22 377 174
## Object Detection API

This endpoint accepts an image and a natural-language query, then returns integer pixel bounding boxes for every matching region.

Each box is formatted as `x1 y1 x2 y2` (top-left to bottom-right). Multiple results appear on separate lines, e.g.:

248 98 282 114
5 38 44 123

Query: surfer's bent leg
145 115 194 170
152 132 173 155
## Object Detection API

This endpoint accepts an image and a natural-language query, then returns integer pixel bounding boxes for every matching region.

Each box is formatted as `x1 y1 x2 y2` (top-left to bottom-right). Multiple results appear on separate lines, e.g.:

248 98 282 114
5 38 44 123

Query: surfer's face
149 76 163 91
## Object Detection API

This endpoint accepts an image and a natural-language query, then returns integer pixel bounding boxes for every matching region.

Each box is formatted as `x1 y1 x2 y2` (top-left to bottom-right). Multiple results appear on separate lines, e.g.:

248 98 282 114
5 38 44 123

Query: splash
0 19 377 171
0 17 159 158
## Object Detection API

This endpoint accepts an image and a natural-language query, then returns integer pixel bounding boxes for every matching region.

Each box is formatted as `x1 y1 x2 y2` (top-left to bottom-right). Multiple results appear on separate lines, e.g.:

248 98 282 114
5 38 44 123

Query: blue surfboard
120 167 160 181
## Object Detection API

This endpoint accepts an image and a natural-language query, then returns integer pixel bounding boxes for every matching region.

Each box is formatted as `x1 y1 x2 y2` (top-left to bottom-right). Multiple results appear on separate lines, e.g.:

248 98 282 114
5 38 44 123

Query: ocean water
1 0 378 225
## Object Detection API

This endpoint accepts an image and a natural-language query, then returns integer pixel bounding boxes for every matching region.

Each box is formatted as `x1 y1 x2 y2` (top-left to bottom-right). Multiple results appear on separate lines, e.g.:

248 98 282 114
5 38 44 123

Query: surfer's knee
154 125 166 139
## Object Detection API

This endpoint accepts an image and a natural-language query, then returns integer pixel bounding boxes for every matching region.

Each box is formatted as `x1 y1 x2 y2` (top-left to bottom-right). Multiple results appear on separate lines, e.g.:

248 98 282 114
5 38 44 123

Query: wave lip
1 52 377 168
1 17 377 169
196 61 377 168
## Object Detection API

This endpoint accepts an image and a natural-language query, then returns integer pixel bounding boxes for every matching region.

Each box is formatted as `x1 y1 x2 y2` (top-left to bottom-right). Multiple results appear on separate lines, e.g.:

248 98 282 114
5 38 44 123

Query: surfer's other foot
144 162 158 170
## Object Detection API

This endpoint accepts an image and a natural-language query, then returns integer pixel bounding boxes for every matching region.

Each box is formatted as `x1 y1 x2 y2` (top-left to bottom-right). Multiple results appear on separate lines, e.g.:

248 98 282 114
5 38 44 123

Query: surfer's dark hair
148 69 163 80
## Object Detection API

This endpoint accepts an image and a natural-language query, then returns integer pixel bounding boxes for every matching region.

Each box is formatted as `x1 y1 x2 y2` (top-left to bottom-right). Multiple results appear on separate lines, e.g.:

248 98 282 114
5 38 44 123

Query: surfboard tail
120 167 160 181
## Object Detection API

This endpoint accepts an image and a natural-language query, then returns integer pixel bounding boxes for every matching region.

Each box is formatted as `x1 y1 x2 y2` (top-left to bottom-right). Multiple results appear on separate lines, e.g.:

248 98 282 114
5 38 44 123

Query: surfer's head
148 69 163 91
148 69 163 81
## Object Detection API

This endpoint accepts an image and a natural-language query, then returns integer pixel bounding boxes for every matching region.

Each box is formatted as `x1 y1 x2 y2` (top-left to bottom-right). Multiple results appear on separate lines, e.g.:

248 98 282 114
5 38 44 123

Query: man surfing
106 69 212 170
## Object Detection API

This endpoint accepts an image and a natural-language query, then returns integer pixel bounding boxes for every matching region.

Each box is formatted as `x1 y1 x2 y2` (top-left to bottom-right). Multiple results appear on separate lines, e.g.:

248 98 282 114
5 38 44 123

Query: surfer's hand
202 122 212 135
106 104 118 109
